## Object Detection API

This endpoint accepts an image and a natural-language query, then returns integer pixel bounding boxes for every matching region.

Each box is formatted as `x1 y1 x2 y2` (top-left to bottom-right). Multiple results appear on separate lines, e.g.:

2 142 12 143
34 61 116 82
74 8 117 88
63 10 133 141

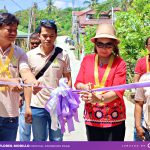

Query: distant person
19 32 41 141
29 32 41 49
65 37 72 45
65 37 68 44
134 72 150 141
0 13 39 141
133 37 150 141
25 20 72 141
134 37 150 82
71 40 75 46
75 24 126 141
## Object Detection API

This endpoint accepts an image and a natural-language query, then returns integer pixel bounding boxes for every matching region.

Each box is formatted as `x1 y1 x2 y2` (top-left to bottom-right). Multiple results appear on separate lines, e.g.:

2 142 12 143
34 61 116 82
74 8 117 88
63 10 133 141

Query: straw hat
91 24 120 44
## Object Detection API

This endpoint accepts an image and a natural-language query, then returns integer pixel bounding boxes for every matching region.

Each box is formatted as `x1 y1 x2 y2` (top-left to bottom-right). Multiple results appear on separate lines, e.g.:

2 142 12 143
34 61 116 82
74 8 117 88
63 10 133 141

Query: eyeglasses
40 20 55 25
95 42 114 49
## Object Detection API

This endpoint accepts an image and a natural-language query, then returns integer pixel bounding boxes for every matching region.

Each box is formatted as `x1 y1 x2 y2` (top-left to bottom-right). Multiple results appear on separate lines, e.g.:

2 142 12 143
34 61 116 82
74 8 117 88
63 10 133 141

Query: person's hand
25 106 32 124
83 83 92 90
85 82 93 91
77 82 93 91
80 91 101 104
31 80 42 95
8 78 23 92
136 126 145 141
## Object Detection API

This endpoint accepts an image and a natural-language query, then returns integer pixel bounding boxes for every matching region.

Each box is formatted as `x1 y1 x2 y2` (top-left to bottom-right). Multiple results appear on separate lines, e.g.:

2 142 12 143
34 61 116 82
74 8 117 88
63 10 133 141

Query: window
86 14 94 20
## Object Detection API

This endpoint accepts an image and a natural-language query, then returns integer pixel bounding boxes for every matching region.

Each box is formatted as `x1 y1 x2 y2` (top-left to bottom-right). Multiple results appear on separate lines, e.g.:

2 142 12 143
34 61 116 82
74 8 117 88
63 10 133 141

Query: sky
0 0 106 13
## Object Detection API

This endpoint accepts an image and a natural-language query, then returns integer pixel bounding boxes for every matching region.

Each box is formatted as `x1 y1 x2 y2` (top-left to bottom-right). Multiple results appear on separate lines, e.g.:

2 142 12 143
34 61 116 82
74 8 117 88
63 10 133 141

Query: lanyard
94 54 114 88
146 56 150 73
0 46 14 91
93 54 114 105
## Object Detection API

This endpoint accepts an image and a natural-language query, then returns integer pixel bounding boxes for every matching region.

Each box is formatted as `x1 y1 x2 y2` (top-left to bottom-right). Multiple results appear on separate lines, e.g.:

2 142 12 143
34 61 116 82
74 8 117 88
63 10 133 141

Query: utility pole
80 33 85 61
27 2 37 49
72 0 75 35
33 2 37 32
111 6 114 25
27 7 33 49
72 0 79 59
72 0 75 9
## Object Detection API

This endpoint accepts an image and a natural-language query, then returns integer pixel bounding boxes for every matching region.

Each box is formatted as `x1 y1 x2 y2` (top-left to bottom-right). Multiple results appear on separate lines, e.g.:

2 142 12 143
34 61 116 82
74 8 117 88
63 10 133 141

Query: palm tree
47 0 54 14
95 0 120 17
83 0 99 8
33 2 38 10
120 0 134 11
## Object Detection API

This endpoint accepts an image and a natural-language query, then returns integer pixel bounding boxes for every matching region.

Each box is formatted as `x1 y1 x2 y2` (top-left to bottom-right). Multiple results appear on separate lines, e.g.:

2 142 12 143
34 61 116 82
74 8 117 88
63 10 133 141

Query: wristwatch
99 95 105 105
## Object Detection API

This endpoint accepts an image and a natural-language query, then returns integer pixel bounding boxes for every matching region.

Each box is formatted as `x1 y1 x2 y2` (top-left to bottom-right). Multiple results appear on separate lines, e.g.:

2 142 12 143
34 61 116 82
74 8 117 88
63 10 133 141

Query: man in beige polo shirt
0 13 39 141
25 20 72 141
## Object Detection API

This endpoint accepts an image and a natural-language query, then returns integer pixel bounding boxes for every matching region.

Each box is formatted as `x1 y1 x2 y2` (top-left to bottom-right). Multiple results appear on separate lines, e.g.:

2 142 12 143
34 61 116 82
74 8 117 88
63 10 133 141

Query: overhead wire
9 0 46 12
11 0 24 10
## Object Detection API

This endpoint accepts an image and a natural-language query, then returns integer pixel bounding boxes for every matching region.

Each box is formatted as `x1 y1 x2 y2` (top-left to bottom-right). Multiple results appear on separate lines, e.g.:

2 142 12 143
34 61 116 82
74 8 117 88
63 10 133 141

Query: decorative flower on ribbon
45 78 80 133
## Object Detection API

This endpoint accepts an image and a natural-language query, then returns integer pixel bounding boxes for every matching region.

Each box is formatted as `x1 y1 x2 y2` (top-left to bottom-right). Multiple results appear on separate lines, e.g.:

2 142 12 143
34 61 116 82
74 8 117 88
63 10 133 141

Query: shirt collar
0 44 14 55
37 44 56 57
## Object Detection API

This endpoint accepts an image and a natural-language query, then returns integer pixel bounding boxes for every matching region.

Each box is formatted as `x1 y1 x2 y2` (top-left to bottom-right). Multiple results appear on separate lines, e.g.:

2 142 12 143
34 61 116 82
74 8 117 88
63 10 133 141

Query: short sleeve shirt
134 57 147 75
134 73 150 128
27 45 71 108
0 44 30 117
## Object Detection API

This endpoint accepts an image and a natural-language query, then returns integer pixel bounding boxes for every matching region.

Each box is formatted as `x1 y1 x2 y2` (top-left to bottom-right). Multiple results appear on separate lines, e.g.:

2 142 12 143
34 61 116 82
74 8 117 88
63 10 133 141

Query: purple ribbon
1 80 150 93
45 78 80 133
73 81 150 93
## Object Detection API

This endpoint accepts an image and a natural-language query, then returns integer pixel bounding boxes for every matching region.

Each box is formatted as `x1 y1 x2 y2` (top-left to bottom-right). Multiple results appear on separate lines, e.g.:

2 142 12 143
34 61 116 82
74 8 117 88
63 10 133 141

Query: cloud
54 1 72 9
53 0 87 9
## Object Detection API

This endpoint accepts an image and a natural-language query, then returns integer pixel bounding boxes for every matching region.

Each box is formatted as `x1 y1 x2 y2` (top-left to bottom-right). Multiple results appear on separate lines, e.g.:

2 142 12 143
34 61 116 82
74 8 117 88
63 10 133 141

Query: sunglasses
30 42 40 45
95 42 114 49
40 20 55 25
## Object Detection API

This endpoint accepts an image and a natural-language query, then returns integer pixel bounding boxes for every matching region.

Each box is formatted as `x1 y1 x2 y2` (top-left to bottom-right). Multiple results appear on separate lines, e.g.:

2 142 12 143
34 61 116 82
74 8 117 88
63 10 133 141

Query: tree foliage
15 6 73 36
95 0 120 12
82 25 96 55
115 0 150 82
120 0 134 11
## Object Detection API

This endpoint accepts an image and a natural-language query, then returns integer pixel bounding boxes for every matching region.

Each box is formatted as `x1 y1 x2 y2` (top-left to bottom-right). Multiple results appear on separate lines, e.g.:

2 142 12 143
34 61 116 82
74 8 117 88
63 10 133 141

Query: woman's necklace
99 57 110 67
100 63 103 67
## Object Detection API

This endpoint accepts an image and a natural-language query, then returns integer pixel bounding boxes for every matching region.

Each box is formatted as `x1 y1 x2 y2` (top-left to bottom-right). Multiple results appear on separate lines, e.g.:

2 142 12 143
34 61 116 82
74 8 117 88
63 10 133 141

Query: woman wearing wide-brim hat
75 24 126 141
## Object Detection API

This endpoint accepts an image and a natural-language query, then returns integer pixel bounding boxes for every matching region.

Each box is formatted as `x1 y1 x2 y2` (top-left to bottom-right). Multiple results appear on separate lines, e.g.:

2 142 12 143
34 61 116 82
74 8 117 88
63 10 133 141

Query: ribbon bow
45 78 80 133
